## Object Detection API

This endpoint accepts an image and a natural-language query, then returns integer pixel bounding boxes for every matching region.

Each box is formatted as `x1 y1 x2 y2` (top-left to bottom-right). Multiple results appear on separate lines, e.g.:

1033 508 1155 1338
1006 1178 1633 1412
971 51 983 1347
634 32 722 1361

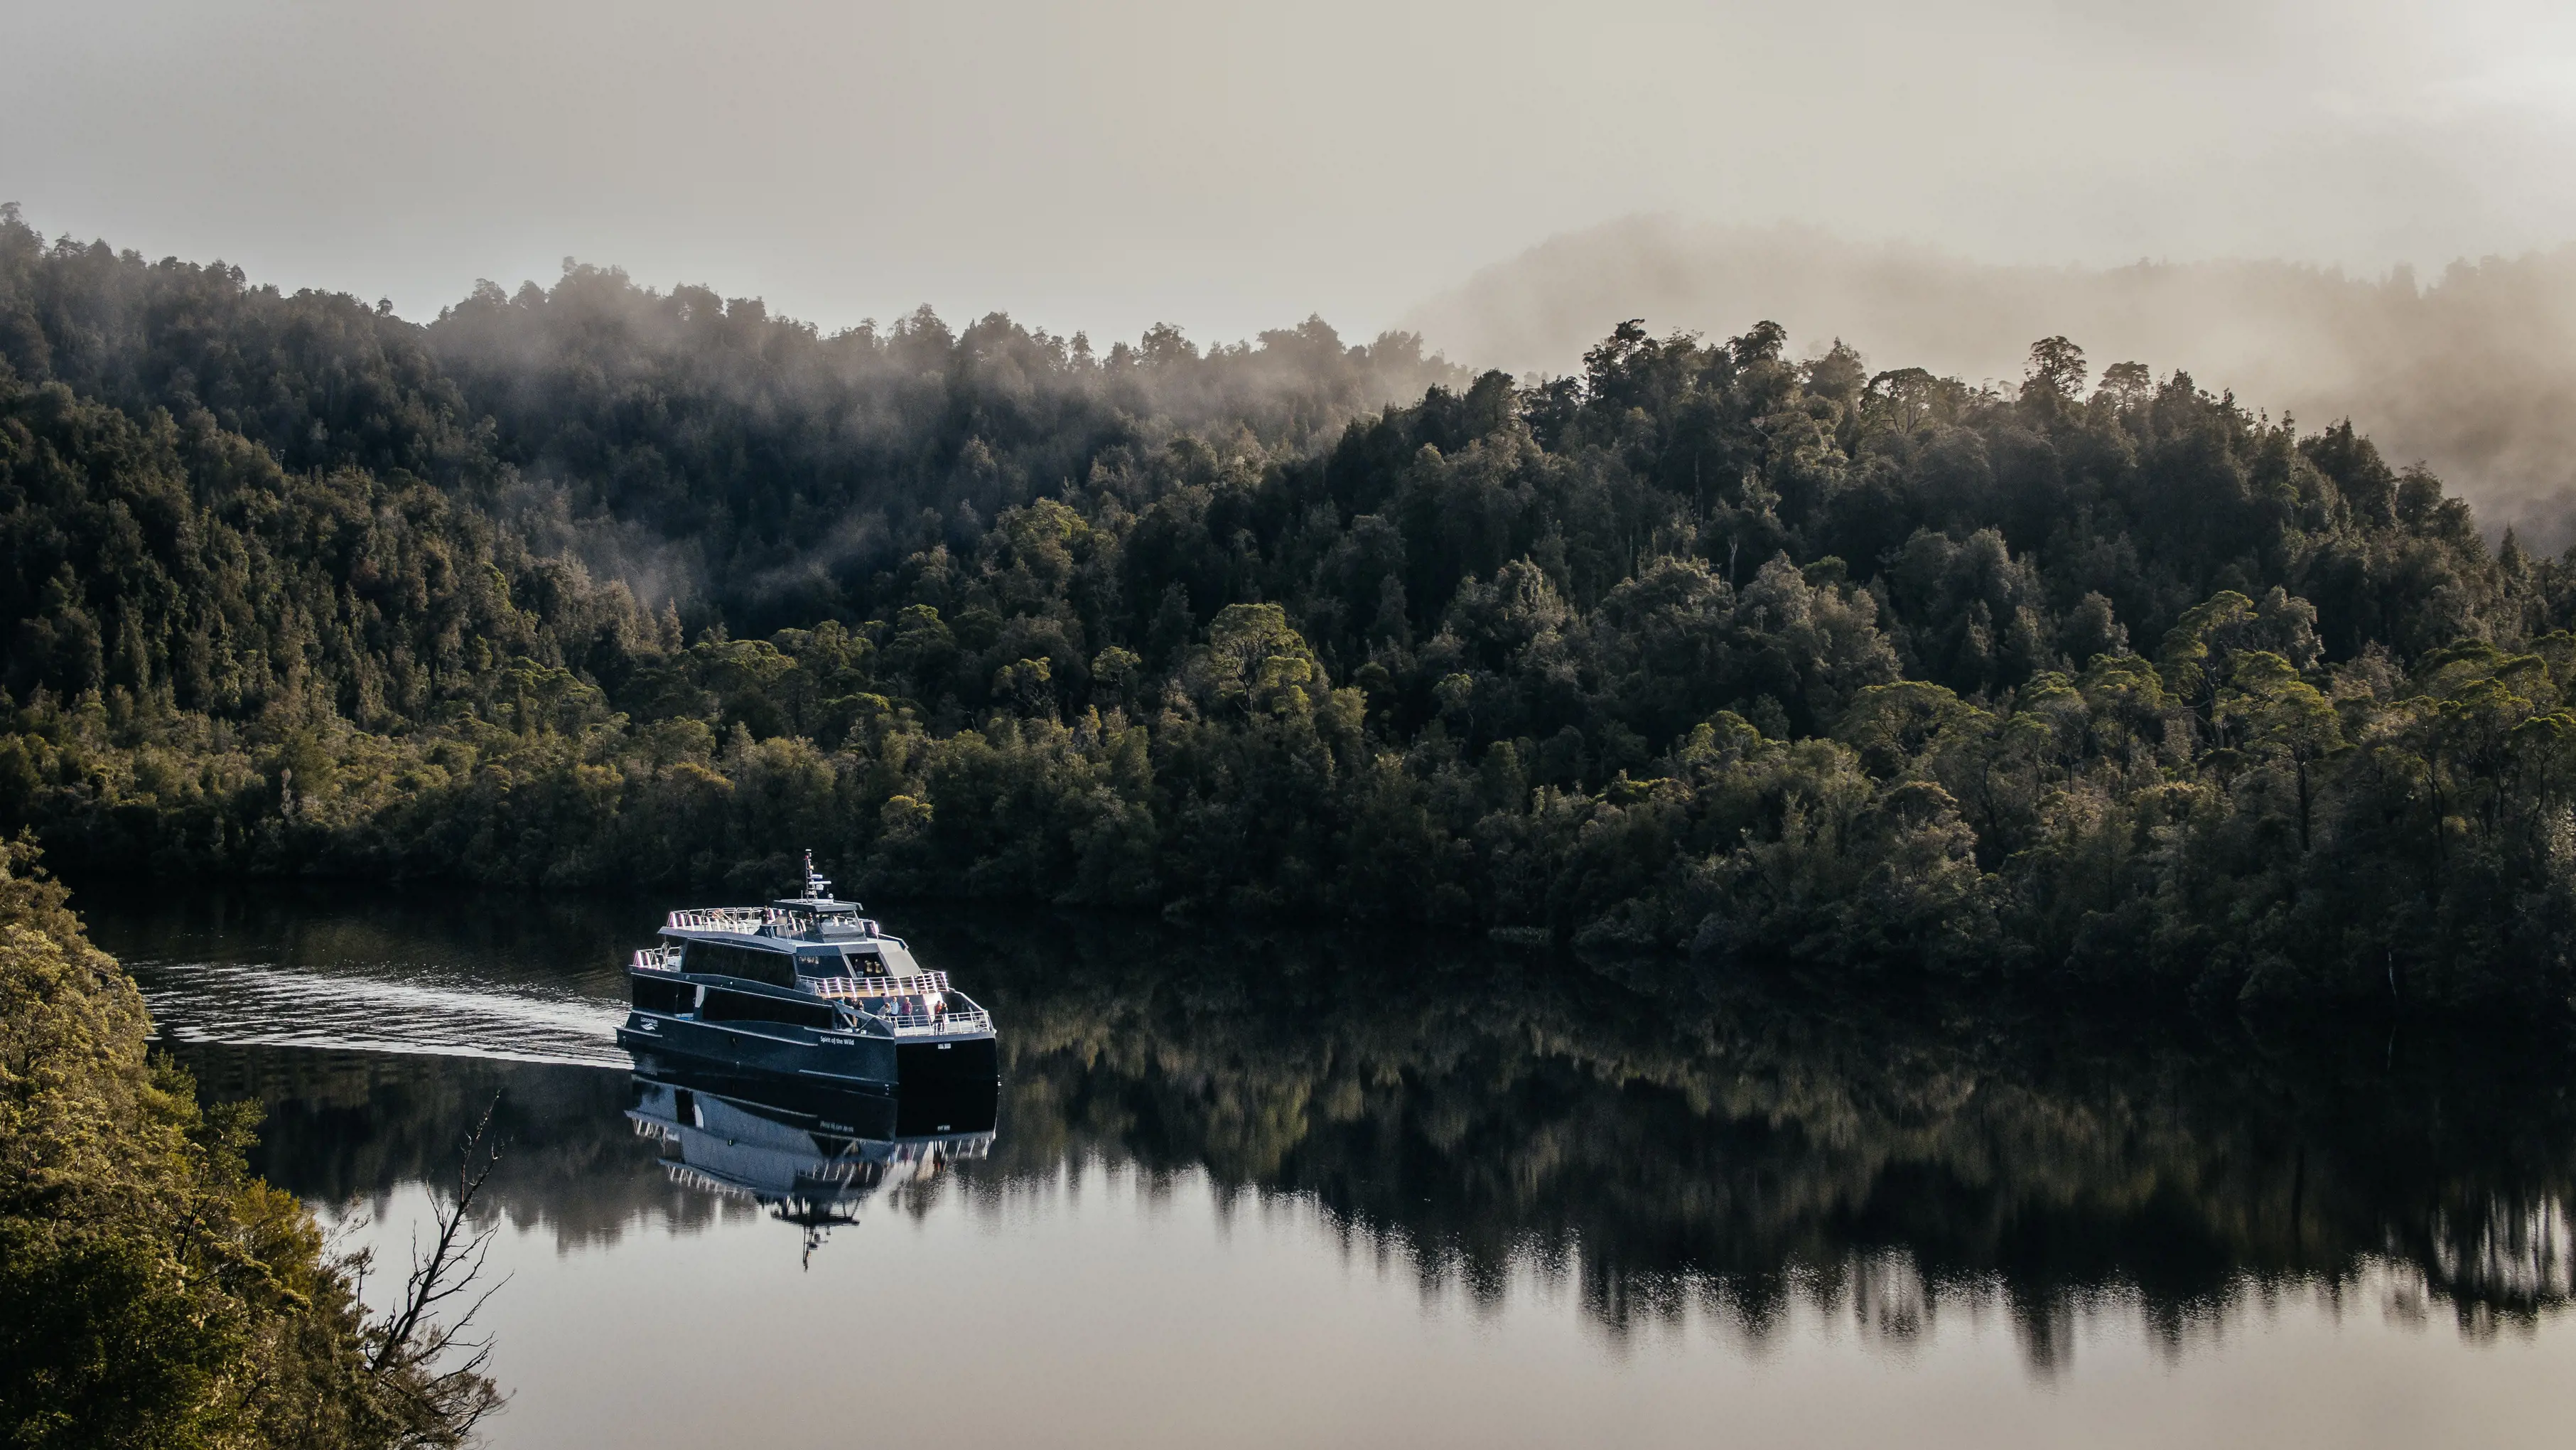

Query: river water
79 881 2576 1449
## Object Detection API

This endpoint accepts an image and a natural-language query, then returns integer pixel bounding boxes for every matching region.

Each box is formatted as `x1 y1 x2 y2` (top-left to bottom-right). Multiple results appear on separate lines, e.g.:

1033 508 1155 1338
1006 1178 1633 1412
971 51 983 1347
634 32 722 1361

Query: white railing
802 972 990 1034
663 907 890 939
632 950 938 987
666 907 779 933
883 1006 993 1037
806 971 949 999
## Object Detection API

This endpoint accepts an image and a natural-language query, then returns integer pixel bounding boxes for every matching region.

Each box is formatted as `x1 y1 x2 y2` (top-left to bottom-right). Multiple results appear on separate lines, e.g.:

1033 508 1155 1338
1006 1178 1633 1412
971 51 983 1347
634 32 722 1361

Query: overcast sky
7 0 2576 346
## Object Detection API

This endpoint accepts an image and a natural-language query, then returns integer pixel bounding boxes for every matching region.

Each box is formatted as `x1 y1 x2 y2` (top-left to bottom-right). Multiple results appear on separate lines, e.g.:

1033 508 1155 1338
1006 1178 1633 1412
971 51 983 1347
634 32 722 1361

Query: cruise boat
615 856 998 1090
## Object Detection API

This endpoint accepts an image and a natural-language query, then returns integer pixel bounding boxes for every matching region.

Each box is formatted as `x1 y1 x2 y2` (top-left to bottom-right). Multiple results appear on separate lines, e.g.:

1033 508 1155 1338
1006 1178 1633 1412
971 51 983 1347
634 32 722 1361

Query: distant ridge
1406 215 2576 549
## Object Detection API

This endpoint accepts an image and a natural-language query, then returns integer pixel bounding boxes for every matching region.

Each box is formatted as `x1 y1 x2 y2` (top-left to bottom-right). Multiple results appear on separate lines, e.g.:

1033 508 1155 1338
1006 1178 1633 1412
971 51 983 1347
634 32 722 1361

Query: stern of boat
897 1031 999 1091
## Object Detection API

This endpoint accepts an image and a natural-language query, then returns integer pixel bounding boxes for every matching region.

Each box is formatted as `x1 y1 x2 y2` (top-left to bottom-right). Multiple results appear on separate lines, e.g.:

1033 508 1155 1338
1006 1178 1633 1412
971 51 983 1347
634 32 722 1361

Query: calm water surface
77 882 2576 1449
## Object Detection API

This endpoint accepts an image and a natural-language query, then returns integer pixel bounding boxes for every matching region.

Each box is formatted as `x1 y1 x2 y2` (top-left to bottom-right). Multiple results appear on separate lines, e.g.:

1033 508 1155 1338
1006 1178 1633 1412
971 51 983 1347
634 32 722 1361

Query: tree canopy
0 836 497 1446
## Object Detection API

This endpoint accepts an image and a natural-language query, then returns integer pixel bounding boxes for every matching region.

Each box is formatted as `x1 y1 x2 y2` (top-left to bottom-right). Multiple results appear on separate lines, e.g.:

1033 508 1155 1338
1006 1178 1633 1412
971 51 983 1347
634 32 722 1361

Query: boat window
683 940 798 988
630 975 694 1014
699 987 838 1031
794 950 844 976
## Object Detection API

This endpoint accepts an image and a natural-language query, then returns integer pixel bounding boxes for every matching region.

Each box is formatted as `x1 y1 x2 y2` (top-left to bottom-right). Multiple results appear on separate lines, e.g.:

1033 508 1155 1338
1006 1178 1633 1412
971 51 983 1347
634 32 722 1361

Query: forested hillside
6 210 2576 1010
0 838 497 1446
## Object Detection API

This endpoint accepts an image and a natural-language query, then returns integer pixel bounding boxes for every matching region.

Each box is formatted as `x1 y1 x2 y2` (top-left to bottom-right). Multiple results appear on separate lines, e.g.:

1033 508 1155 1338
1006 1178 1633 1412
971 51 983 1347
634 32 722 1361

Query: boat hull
896 1033 1001 1093
617 1010 995 1091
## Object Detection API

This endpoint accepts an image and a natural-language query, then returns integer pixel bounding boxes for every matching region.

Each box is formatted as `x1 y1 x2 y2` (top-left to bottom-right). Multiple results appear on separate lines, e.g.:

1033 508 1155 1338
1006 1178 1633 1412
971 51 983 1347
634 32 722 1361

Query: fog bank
1408 217 2576 548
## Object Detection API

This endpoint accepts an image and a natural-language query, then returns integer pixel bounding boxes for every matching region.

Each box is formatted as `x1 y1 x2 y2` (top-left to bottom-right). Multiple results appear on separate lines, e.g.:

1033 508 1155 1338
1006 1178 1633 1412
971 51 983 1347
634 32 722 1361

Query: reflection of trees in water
145 886 2576 1368
912 910 2576 1365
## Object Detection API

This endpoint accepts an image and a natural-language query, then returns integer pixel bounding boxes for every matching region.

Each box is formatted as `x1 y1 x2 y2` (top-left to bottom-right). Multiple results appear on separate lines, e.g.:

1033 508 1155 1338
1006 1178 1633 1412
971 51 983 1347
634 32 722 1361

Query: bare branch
362 1093 511 1446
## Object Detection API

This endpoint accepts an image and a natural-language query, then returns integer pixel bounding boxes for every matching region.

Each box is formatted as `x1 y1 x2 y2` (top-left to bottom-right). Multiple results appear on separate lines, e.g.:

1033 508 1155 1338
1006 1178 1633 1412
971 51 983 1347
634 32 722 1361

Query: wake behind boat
616 855 998 1091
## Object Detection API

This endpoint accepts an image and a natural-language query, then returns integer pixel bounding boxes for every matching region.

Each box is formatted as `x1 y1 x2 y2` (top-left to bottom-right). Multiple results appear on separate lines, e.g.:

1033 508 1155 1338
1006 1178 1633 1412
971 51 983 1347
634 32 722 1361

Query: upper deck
629 864 989 1036
657 854 904 946
660 905 901 942
639 906 926 972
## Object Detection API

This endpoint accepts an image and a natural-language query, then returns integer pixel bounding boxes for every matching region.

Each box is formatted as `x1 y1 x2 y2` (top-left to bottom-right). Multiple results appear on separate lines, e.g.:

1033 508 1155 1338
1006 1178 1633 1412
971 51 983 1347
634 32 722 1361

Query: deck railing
629 952 945 993
880 1005 993 1037
662 907 891 938
665 906 780 933
804 972 989 1034
805 971 949 999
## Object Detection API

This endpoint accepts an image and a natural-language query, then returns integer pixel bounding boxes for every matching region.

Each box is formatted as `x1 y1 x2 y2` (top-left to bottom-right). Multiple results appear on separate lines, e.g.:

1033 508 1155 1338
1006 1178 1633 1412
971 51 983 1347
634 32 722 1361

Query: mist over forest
1410 216 2576 550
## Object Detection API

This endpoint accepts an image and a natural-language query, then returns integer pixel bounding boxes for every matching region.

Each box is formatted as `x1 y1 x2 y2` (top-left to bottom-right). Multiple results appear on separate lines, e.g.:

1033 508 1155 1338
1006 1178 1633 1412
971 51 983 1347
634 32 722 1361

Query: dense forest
6 207 2576 1010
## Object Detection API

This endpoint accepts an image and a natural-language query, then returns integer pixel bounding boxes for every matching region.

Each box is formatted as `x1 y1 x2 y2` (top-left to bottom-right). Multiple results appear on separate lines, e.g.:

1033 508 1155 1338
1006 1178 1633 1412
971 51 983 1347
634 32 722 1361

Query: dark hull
617 1010 995 1092
898 1034 1001 1093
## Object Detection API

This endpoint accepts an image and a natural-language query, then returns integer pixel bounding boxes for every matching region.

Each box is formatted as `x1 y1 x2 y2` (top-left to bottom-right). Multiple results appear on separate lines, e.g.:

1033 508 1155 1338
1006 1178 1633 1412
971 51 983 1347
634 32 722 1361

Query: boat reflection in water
624 1052 998 1266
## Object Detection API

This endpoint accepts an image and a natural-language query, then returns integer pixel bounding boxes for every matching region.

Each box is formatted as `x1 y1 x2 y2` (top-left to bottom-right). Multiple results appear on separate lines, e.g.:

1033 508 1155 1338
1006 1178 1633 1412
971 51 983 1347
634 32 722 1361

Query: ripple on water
129 960 630 1067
